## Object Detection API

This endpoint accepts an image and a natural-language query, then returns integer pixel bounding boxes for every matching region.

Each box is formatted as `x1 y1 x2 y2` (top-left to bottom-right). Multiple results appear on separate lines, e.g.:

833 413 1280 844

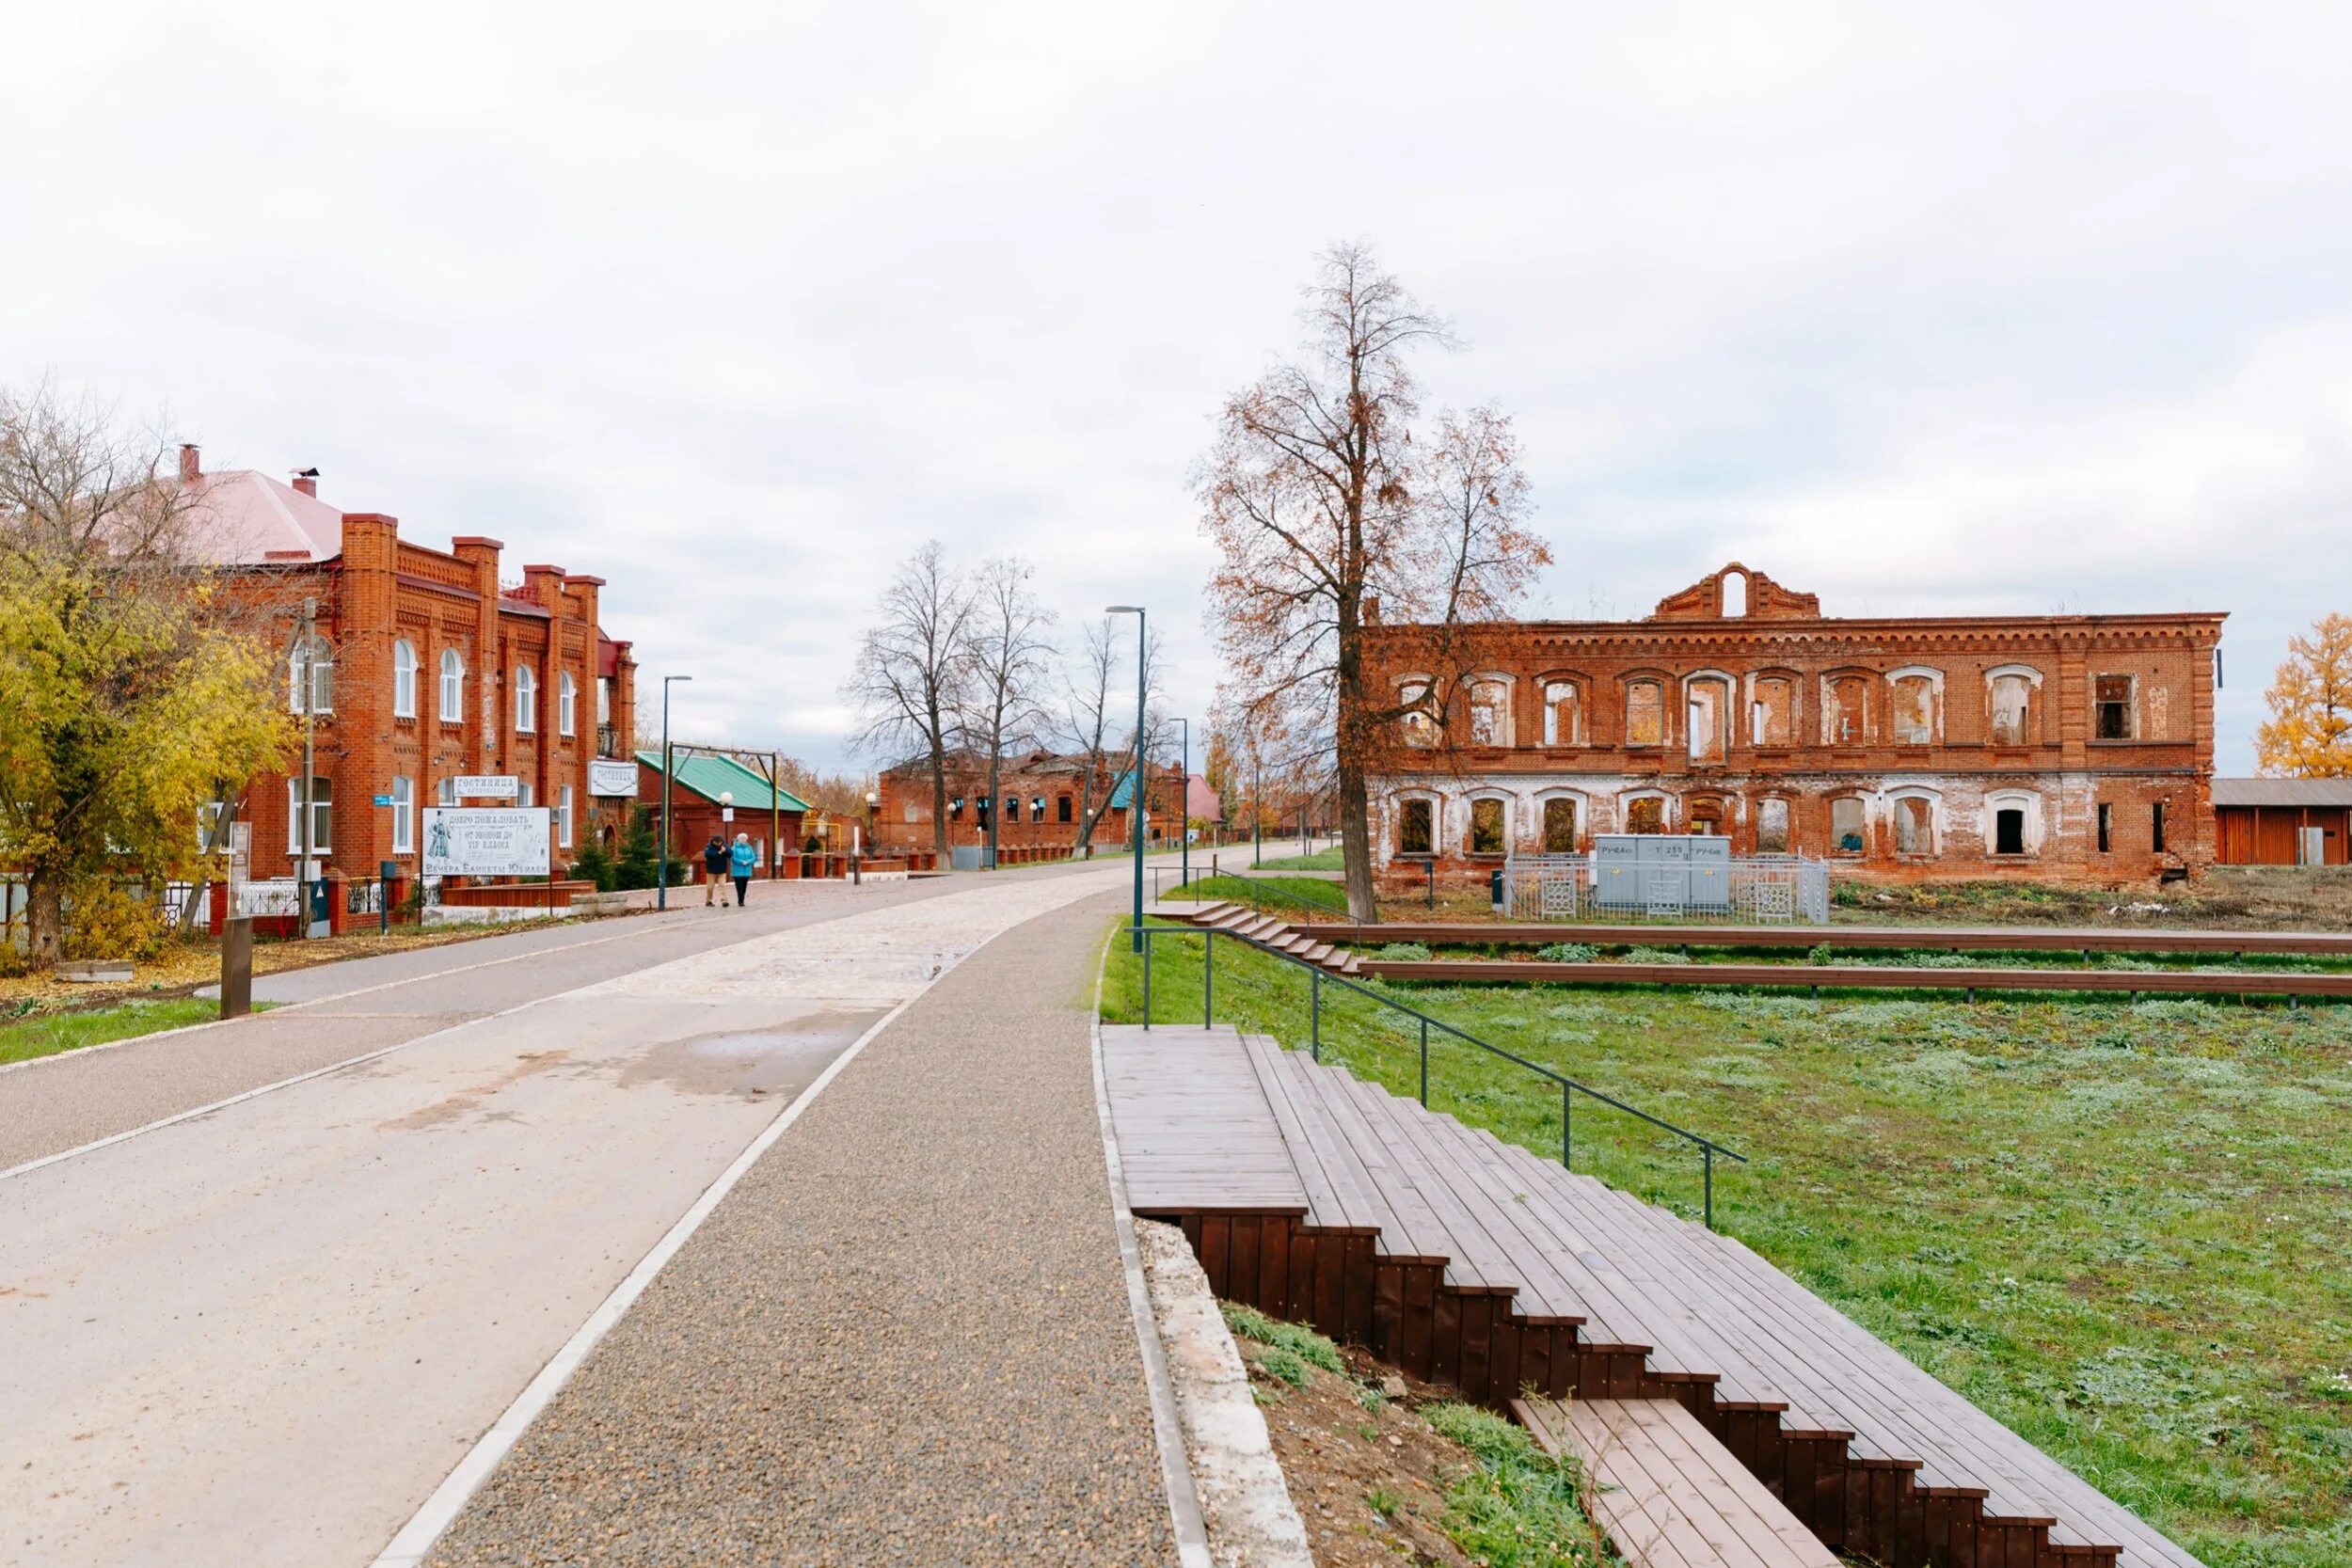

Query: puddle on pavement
615 1010 883 1100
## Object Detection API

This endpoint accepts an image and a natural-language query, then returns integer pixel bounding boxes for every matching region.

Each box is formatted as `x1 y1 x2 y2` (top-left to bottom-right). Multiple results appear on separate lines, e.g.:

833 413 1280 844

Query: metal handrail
1129 923 1746 1228
1170 871 1362 939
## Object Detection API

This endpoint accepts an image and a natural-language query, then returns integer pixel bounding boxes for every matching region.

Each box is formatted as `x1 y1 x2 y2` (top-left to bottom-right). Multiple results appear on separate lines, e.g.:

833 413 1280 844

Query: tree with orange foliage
1198 244 1550 919
2256 612 2352 776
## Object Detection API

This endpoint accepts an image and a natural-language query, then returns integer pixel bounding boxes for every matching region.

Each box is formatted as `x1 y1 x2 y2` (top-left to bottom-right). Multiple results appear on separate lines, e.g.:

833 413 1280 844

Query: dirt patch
1233 1333 1483 1567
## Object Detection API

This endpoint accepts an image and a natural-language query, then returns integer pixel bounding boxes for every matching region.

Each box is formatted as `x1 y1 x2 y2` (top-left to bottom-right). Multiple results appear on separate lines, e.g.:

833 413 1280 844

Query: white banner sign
587 759 639 798
422 808 551 877
450 774 519 800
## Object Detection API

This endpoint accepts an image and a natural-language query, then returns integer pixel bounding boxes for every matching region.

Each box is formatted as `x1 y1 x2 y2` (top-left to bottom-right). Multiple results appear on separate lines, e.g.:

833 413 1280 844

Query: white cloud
4 0 2347 768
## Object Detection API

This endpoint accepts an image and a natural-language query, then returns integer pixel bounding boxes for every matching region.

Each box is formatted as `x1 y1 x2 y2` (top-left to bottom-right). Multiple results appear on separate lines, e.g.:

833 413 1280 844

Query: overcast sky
7 2 2347 772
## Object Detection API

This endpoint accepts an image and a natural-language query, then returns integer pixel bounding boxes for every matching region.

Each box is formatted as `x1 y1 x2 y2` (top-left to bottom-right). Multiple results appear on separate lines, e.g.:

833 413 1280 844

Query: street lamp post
1177 715 1189 891
1107 606 1145 952
658 675 691 910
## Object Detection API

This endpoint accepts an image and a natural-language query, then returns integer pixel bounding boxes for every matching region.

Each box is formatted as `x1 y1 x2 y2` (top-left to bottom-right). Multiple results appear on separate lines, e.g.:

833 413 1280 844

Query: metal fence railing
1502 853 1831 926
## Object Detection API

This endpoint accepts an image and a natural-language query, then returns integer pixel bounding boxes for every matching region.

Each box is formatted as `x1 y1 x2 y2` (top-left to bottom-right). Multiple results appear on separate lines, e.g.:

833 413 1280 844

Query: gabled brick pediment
1651 562 1820 622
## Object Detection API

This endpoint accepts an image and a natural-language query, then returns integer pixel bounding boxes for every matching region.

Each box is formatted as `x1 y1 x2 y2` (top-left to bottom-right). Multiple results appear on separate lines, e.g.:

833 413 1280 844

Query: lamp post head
1105 605 1143 615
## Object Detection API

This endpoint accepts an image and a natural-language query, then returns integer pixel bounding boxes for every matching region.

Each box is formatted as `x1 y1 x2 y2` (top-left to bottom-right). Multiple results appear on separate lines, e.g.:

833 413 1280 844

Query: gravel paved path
429 888 1174 1568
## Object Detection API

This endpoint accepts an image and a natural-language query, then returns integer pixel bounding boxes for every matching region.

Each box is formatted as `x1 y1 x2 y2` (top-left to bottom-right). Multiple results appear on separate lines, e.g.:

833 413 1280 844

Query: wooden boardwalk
1102 1022 2207 1568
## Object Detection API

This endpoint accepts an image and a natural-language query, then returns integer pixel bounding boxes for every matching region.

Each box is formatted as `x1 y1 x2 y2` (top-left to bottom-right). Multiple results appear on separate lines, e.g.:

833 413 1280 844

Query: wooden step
1518 1397 1838 1568
1099 1026 1305 1216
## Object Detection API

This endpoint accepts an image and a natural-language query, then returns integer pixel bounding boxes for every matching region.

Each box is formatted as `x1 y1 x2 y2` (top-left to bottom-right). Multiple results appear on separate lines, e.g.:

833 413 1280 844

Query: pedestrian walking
702 834 729 906
729 832 756 907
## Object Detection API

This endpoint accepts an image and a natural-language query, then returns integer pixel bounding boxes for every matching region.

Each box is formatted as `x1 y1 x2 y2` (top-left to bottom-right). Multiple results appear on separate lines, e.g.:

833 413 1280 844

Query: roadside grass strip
1106 922 2352 1568
0 997 276 1067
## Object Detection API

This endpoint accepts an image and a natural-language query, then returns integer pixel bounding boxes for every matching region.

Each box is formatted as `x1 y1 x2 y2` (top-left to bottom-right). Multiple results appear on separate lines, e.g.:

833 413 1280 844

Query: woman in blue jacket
728 832 758 907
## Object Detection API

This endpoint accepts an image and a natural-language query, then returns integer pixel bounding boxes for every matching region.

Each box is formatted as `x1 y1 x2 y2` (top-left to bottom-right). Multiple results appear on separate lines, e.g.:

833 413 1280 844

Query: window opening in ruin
1830 797 1865 855
2095 675 2134 739
1994 807 2026 855
1398 799 1433 856
1469 682 1506 746
2097 802 2112 852
1625 681 1664 747
1057 795 1073 823
2152 801 2166 853
1895 797 1933 855
1756 798 1789 853
1469 798 1505 855
1688 799 1724 836
1687 679 1729 764
1400 681 1438 748
1751 677 1793 747
1542 682 1580 745
1989 673 2031 745
1626 797 1664 834
1893 676 1935 745
1720 570 1747 617
1542 798 1578 852
1829 676 1867 745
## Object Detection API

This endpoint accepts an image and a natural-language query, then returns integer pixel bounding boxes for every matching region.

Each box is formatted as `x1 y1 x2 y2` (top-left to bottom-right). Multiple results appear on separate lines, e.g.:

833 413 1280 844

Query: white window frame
558 784 575 847
392 639 419 720
286 775 332 854
1888 786 1941 856
1540 680 1582 746
558 672 577 737
439 648 466 723
390 775 415 855
514 666 537 733
437 777 457 808
289 635 334 715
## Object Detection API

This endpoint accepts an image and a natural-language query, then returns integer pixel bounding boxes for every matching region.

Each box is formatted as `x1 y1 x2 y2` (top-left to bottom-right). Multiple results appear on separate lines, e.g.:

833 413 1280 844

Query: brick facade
874 750 1186 854
1365 563 2225 885
183 454 637 882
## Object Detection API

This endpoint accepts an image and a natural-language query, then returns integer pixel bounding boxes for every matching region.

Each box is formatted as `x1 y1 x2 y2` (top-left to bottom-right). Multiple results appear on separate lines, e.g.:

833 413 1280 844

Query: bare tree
843 541 975 857
1199 244 1549 918
955 556 1057 866
1055 613 1167 853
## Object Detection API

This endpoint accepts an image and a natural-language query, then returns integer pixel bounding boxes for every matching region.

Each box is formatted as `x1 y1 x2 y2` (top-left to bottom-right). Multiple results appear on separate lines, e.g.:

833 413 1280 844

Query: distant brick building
873 750 1186 855
1365 563 2225 883
178 446 637 883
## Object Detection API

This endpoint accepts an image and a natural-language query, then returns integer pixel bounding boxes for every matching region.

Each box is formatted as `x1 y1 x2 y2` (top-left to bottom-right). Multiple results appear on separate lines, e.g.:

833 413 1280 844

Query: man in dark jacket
701 834 729 907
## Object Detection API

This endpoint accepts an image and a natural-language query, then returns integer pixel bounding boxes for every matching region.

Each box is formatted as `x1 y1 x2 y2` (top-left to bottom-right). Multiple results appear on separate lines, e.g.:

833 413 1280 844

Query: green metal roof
636 751 811 813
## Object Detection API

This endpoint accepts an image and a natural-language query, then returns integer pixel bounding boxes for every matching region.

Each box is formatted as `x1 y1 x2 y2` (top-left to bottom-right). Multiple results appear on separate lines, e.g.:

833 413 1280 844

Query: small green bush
1619 945 1687 965
64 885 168 962
1807 942 1836 965
1251 1344 1312 1388
569 839 618 894
1422 1402 1608 1566
1537 942 1598 963
1375 942 1434 961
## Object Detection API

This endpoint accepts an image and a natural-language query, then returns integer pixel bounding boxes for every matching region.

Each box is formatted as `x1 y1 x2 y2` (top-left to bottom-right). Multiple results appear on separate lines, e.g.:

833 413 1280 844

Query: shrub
613 808 660 891
1422 1402 1608 1566
1222 1303 1346 1376
1619 945 1688 964
569 839 618 895
1375 942 1434 961
1537 942 1598 963
1807 942 1836 965
63 884 168 962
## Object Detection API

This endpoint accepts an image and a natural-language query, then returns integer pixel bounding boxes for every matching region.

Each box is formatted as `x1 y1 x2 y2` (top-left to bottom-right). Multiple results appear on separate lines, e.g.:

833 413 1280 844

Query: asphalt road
0 860 1141 1568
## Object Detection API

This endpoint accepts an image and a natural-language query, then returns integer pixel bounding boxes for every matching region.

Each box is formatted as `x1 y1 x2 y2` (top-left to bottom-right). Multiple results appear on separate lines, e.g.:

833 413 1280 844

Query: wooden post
220 916 253 1020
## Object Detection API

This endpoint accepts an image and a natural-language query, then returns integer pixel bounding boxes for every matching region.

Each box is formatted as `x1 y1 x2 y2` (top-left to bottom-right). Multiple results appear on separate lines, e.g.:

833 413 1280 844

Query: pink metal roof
178 468 345 564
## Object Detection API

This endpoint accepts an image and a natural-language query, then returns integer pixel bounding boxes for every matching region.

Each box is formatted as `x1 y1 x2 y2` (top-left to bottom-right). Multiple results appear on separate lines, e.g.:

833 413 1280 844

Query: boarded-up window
1751 677 1793 747
1895 798 1933 854
1469 683 1508 746
1687 679 1729 764
2095 675 2134 739
1398 799 1433 855
1828 677 1867 744
1756 798 1789 853
1831 797 1865 854
1469 799 1505 854
1893 676 1936 744
1542 798 1578 852
1626 681 1664 746
1989 673 2032 745
1626 797 1664 834
1543 682 1580 745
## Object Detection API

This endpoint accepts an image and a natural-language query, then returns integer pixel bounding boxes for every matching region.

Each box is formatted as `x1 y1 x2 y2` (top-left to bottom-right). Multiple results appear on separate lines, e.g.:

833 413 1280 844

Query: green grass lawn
0 996 263 1067
1173 872 1355 920
1103 924 2352 1568
1250 844 1346 870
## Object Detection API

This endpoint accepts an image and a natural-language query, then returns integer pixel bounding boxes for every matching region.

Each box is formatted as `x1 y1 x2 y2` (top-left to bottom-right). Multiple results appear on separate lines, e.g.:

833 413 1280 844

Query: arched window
1750 675 1795 747
392 640 419 719
1720 569 1748 617
1755 797 1791 853
558 672 577 736
1889 669 1941 745
1396 797 1435 856
1625 680 1665 747
1830 796 1867 856
1892 791 1938 855
1985 790 2042 856
514 666 537 733
1987 667 2040 746
1541 796 1579 852
1686 675 1732 764
439 648 466 723
1541 681 1581 745
1468 681 1510 747
1625 795 1667 834
1824 674 1868 745
1397 678 1438 748
1467 796 1508 855
289 635 333 715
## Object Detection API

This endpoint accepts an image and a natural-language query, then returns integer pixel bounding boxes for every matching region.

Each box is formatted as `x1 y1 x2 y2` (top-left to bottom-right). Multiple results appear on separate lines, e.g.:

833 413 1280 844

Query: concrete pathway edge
368 990 923 1568
1089 934 1216 1568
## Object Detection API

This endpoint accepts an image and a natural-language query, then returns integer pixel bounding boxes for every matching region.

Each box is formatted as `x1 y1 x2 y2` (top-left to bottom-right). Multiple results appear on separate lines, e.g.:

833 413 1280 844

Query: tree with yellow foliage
0 387 294 969
2255 612 2352 777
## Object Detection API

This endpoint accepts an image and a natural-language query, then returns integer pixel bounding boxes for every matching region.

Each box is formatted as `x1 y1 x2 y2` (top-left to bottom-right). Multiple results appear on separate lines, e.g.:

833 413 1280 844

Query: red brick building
178 446 637 883
1366 563 2225 883
873 750 1186 855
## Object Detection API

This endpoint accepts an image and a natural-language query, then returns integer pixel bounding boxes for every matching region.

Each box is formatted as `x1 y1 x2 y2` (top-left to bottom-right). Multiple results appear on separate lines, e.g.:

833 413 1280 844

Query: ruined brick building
1364 564 2225 883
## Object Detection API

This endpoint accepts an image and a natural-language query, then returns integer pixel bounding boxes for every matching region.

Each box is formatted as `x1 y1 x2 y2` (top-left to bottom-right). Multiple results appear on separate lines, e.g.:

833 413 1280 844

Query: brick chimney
179 444 200 483
292 467 319 498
